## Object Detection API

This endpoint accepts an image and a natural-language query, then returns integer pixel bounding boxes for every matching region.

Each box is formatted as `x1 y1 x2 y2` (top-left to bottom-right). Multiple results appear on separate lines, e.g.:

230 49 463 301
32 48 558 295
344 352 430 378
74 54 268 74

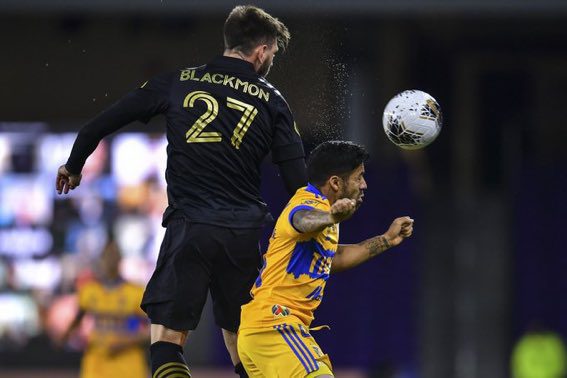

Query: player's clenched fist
56 164 82 195
384 216 414 247
330 198 357 223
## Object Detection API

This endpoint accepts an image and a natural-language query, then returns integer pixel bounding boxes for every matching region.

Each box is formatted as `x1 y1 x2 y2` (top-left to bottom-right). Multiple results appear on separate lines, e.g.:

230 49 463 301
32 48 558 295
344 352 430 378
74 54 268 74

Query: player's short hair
307 141 369 186
224 5 291 55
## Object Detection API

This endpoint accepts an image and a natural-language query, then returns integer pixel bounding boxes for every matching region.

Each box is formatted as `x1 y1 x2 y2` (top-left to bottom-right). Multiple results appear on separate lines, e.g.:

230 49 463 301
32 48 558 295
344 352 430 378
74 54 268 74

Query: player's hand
56 164 82 195
330 198 357 223
384 216 414 247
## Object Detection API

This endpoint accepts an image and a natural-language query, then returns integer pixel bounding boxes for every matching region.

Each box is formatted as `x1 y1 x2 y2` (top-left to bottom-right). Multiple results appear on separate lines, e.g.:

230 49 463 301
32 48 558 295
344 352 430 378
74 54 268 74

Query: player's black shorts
141 215 262 332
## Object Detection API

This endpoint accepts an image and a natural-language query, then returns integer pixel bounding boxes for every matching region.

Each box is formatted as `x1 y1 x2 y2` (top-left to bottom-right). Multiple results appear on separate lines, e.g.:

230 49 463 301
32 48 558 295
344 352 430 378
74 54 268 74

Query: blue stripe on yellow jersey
240 183 339 329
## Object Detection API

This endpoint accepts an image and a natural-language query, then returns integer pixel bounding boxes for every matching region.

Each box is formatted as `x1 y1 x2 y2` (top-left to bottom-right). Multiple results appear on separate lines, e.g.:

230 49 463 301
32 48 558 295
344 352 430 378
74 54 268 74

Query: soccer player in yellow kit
238 141 414 377
60 242 149 378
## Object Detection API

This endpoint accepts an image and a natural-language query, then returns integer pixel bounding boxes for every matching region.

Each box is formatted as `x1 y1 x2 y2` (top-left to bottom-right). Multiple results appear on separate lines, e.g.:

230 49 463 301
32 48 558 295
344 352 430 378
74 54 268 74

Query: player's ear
256 44 269 63
328 175 341 192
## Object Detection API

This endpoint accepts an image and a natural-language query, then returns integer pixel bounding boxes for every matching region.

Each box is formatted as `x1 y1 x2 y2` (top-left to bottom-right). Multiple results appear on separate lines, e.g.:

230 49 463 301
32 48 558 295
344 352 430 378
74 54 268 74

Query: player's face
340 164 367 208
258 43 278 77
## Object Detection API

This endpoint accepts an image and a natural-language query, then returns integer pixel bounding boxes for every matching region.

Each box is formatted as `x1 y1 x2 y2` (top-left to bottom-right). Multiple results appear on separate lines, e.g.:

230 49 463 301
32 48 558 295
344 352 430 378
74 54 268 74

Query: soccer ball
382 90 443 150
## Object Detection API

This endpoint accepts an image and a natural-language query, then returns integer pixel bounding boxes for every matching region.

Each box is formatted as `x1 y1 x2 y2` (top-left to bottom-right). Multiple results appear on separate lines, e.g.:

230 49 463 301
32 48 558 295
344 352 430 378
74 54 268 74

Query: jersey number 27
183 90 258 149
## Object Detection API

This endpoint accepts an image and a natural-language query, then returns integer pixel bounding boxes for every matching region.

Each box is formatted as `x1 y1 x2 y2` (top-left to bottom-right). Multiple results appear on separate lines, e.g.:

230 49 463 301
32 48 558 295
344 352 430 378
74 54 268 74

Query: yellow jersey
78 279 148 378
240 183 339 329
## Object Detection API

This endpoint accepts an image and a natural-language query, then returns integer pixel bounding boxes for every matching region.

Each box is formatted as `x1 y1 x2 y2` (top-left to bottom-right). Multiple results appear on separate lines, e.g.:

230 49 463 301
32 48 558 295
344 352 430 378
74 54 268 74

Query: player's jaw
258 57 273 77
338 186 364 209
258 43 277 77
349 189 364 209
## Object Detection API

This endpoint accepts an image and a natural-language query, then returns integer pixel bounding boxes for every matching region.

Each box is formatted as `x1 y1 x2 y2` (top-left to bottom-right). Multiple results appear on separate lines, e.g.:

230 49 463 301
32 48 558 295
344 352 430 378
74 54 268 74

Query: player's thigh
237 332 265 378
209 227 262 331
238 325 333 377
141 217 212 330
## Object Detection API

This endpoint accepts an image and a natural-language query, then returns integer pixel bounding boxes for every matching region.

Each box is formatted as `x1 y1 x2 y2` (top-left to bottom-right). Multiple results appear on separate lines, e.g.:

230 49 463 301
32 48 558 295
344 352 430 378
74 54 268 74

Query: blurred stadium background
1 1 566 377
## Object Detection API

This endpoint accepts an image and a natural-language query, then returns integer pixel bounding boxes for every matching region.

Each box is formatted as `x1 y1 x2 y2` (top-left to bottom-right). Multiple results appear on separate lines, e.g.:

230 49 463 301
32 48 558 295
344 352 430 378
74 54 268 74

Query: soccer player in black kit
55 6 307 378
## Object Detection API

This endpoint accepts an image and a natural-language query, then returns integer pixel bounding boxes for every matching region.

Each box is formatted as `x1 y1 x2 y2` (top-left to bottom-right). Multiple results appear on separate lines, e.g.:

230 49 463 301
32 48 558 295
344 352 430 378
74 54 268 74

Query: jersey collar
208 56 256 74
306 182 327 200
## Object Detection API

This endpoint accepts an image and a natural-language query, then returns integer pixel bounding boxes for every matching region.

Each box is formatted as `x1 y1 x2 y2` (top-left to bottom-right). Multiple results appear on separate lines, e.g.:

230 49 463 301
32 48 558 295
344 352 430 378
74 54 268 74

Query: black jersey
66 56 304 228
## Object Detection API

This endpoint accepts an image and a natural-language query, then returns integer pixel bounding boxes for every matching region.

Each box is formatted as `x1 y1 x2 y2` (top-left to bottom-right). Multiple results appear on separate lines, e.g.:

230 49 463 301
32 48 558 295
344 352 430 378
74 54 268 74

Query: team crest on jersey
271 304 290 317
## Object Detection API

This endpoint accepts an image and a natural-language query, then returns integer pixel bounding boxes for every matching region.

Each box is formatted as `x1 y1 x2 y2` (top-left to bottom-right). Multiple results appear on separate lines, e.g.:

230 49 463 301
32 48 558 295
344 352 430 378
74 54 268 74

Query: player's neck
317 183 338 204
223 49 258 71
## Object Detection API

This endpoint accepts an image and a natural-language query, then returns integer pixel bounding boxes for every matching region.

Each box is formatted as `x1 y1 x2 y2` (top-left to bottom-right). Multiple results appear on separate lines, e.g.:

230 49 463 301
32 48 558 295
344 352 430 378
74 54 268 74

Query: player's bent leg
150 325 192 377
209 226 263 377
141 218 213 377
151 324 190 345
223 328 250 377
222 328 239 365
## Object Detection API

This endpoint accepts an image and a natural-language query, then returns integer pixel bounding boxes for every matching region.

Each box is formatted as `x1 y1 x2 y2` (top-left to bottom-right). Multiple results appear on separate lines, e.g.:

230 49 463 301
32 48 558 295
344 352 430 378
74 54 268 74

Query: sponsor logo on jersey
271 304 291 317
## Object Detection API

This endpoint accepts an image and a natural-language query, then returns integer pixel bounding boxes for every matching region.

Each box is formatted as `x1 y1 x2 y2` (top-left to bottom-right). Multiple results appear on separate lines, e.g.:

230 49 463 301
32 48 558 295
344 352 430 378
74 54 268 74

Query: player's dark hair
224 5 291 55
307 141 369 186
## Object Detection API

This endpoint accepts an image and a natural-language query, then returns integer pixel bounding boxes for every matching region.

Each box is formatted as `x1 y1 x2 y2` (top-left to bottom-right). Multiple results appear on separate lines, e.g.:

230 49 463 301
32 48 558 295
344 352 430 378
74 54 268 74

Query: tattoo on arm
293 210 334 233
363 235 391 257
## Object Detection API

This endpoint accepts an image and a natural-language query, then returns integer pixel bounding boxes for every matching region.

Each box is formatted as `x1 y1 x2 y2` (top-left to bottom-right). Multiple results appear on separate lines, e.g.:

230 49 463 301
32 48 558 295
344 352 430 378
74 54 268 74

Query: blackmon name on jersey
179 69 271 102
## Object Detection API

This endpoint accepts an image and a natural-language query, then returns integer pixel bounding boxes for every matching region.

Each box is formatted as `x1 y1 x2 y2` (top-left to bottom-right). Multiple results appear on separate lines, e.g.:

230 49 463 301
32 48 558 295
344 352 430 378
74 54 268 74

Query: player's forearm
65 124 107 174
292 209 335 233
332 235 391 273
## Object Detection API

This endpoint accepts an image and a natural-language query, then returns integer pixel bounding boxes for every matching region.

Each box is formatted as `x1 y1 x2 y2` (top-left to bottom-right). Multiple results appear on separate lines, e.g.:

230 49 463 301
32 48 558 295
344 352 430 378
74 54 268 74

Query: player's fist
56 164 82 195
330 198 357 223
384 216 414 247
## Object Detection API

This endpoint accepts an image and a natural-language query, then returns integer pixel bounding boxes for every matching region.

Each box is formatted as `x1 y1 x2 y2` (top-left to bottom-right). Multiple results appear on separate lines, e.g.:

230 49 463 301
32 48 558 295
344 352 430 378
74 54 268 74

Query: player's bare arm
331 216 414 273
292 198 357 233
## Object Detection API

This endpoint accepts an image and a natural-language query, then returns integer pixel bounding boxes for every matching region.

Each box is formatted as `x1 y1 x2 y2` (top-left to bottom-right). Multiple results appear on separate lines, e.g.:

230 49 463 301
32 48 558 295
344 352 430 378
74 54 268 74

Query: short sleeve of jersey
133 71 173 123
271 98 304 163
281 193 329 237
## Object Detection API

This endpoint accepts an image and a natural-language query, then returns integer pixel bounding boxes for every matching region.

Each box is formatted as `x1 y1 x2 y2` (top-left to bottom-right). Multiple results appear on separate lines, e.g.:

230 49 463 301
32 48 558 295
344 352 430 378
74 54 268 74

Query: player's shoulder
139 69 180 93
257 77 289 108
288 184 329 209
